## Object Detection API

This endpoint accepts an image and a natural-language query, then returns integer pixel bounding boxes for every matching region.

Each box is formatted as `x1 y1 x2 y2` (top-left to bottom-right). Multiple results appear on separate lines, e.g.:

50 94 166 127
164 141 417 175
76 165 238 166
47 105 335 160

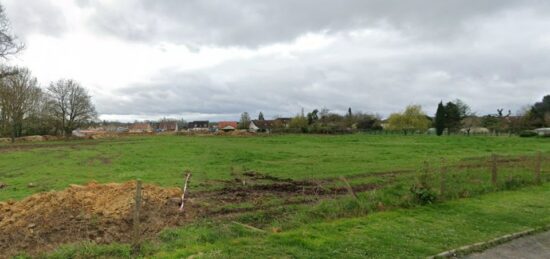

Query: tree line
238 107 382 134
387 96 549 136
237 94 549 135
0 5 96 142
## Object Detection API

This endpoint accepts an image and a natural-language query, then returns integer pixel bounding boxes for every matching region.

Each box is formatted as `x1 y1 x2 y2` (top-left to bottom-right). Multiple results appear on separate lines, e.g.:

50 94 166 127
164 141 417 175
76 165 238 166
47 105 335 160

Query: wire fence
375 152 550 203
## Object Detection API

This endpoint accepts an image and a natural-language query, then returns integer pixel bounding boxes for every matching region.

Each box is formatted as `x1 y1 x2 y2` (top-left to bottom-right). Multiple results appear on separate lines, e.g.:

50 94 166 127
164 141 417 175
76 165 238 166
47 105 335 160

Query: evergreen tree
258 112 265 121
434 102 446 136
444 102 461 134
307 109 319 125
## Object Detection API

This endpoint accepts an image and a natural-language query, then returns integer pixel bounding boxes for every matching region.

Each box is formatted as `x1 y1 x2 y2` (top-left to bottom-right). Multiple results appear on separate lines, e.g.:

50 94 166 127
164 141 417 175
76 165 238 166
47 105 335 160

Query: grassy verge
37 183 550 259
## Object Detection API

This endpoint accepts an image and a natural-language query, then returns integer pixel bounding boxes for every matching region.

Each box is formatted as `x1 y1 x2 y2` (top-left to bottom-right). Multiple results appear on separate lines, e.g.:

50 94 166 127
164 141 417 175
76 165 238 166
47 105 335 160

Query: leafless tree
0 5 23 57
0 67 42 142
0 5 24 78
47 79 97 136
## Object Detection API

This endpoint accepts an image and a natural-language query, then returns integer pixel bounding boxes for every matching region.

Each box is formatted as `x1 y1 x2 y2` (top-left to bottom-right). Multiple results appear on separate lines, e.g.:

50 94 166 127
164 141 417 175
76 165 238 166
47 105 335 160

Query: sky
2 0 550 122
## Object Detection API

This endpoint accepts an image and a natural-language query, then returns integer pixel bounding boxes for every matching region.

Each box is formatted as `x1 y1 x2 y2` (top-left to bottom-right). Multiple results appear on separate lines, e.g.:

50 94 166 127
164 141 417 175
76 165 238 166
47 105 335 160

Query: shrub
503 177 528 190
410 184 437 205
519 130 537 137
410 173 437 205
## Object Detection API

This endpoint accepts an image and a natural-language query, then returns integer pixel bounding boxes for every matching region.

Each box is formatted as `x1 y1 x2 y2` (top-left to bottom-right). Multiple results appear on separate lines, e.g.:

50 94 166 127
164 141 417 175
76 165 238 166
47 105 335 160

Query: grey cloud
3 0 550 121
84 0 548 47
93 20 550 120
3 0 67 38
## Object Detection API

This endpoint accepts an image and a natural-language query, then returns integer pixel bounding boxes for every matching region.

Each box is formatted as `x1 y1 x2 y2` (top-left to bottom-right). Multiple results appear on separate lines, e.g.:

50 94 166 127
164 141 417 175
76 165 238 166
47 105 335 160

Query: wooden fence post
491 154 498 187
132 179 142 254
440 158 446 197
535 151 542 185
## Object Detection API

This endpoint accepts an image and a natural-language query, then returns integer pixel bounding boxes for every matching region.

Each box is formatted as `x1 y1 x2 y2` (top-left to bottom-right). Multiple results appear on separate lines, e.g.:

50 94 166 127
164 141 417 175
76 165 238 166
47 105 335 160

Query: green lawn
44 183 550 259
1 134 549 200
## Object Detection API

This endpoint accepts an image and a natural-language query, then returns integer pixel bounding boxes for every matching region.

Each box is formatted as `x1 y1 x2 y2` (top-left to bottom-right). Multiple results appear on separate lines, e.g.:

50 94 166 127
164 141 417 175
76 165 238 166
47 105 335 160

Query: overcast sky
3 0 550 122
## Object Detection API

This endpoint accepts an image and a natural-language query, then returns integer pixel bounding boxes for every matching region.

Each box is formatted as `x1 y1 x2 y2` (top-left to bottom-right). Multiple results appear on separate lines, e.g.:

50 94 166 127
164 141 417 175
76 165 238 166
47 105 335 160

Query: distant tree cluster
0 5 96 141
431 96 550 136
284 107 382 134
387 105 431 135
0 74 97 141
434 99 471 135
234 93 549 136
527 95 550 128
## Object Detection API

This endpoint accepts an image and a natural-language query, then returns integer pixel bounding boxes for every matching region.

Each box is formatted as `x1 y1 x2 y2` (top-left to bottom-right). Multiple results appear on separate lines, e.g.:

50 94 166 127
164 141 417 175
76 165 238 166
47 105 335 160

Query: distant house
188 121 209 131
129 123 153 133
103 123 129 132
249 120 275 133
534 128 550 136
159 121 179 132
218 121 238 132
116 127 129 133
460 127 490 134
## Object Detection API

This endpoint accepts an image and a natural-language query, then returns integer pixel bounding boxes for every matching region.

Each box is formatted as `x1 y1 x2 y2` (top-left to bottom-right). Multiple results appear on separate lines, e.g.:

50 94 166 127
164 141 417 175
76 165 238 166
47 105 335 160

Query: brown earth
0 182 195 258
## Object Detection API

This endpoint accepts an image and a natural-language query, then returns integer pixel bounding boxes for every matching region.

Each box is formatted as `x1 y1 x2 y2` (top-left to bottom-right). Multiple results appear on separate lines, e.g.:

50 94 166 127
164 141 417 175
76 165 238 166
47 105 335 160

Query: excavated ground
0 182 195 257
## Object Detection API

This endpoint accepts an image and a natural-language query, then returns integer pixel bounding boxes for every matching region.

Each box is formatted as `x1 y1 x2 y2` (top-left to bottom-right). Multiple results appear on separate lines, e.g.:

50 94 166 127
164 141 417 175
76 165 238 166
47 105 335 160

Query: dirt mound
0 181 190 257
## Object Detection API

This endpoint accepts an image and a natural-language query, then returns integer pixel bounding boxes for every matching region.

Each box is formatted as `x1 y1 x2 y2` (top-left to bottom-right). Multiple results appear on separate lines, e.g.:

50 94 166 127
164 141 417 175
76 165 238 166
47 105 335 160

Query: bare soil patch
0 182 194 258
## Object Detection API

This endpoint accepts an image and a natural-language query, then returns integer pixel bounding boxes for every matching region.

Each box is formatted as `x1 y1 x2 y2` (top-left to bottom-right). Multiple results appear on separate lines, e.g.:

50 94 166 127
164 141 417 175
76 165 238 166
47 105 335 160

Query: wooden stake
180 172 192 212
132 179 142 254
339 176 358 199
491 154 498 187
535 151 542 185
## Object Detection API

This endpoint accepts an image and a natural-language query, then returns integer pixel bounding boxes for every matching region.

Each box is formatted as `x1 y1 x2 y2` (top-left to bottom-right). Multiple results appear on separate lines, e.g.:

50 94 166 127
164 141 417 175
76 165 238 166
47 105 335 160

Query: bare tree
0 6 22 57
0 5 23 79
0 67 42 142
47 79 97 136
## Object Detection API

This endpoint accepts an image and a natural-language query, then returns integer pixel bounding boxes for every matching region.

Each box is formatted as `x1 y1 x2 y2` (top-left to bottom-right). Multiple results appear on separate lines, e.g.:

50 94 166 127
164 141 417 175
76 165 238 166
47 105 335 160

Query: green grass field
1 134 549 258
151 183 550 258
1 134 548 201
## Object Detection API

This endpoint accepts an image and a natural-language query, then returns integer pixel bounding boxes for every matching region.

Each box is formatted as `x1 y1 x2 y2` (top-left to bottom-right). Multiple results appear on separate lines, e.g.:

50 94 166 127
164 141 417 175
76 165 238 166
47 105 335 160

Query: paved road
464 231 550 259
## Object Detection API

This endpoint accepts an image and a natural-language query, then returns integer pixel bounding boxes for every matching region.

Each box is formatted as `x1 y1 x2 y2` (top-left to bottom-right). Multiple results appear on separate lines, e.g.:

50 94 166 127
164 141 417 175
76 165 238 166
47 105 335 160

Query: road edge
428 224 550 258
